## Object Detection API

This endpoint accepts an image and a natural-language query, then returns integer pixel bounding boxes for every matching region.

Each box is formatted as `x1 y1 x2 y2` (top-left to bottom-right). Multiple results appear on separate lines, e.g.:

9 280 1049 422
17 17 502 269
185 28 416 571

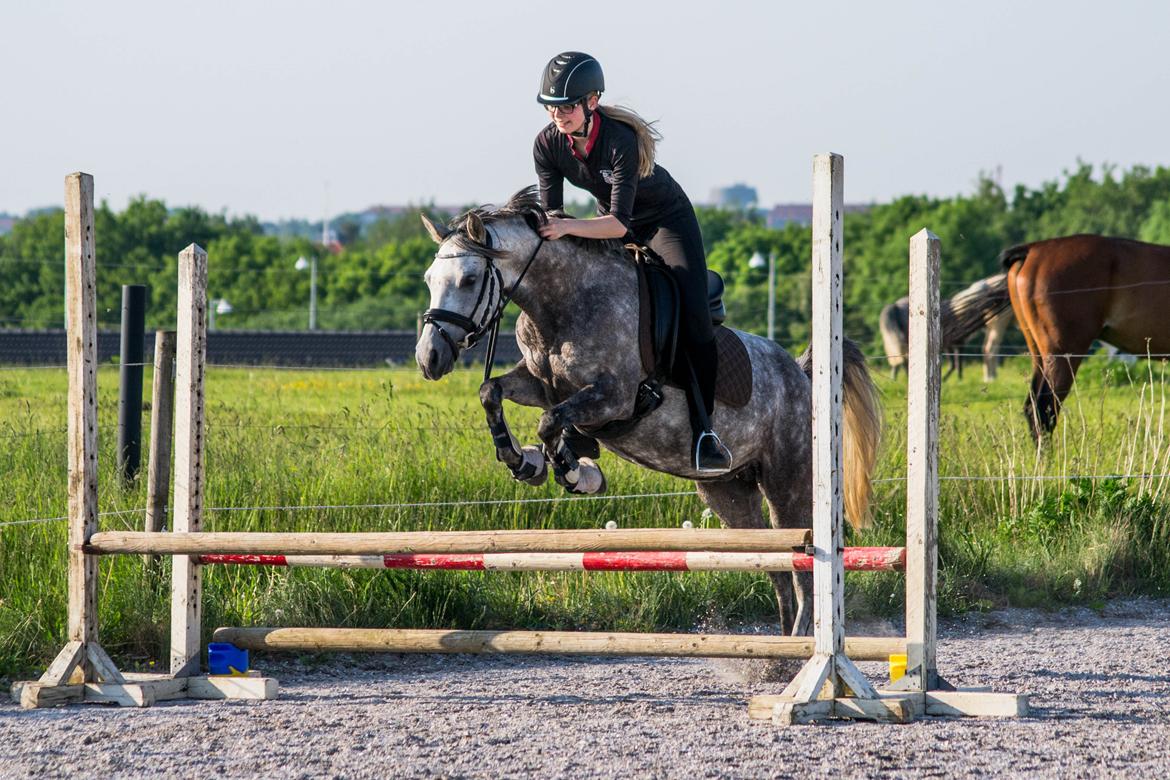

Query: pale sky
3 0 1168 221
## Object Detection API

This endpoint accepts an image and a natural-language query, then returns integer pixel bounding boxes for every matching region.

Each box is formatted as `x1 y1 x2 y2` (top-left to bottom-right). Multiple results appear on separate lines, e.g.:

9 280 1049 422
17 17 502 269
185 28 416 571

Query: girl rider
532 51 732 472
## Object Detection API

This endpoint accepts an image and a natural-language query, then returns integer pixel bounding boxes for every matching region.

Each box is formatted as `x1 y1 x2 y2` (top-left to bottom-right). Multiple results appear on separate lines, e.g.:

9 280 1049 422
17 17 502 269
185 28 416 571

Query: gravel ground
3 598 1169 779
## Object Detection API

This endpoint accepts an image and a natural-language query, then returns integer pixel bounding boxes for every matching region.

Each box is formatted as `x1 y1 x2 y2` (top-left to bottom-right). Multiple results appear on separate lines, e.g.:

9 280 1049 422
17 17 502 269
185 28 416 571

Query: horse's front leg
480 361 550 486
536 372 631 495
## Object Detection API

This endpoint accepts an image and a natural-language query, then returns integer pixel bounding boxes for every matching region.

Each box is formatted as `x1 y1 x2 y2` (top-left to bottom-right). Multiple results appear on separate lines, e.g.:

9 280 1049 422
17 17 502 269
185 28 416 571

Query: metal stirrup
694 430 732 472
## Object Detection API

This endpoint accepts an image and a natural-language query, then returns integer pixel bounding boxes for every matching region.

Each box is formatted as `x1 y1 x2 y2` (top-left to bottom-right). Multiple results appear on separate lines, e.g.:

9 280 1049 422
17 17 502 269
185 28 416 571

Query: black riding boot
681 339 732 472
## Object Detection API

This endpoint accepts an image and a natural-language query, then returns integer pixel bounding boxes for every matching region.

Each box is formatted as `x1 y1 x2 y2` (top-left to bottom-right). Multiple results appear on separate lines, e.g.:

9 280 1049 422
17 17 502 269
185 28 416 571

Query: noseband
422 226 545 380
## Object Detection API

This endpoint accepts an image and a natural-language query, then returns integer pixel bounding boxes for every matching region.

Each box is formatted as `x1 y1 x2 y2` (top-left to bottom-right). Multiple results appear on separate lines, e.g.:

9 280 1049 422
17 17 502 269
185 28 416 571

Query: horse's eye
456 273 477 288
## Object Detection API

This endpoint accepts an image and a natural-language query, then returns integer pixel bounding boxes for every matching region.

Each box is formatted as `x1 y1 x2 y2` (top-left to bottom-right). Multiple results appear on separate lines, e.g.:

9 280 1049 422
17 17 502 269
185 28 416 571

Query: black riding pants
646 205 718 432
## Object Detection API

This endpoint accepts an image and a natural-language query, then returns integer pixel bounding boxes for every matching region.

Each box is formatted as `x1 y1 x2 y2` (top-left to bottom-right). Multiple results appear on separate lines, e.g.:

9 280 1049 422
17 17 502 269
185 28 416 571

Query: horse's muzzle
415 327 456 381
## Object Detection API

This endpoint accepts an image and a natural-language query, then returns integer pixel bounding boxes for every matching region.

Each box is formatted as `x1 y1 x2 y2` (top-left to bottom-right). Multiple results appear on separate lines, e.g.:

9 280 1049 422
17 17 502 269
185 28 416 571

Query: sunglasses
545 101 583 116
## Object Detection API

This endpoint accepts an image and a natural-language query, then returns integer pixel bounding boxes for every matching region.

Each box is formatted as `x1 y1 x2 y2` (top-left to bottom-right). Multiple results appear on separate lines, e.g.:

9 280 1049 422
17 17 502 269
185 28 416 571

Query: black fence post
117 284 147 483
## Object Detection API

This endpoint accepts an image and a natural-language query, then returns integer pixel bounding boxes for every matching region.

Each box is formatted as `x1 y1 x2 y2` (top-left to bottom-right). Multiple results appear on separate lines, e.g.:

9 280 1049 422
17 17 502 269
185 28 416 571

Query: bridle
421 224 545 381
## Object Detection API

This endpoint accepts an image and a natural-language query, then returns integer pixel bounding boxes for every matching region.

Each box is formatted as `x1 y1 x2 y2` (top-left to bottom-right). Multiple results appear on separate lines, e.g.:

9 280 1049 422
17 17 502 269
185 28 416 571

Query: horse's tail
998 242 1032 271
797 339 882 530
941 272 1012 347
879 299 909 368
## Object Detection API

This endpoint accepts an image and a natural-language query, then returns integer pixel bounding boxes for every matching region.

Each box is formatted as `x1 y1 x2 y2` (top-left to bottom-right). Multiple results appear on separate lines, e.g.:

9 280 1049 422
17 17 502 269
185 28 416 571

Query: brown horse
1003 234 1170 438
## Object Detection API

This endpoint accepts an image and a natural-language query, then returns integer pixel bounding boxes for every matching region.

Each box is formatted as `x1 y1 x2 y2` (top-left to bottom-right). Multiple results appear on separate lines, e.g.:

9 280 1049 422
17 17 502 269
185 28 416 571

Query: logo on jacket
600 169 615 184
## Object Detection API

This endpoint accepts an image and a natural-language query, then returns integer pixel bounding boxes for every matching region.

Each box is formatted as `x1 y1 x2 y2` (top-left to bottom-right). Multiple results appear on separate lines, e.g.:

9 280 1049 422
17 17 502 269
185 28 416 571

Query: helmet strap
572 100 596 138
571 116 590 138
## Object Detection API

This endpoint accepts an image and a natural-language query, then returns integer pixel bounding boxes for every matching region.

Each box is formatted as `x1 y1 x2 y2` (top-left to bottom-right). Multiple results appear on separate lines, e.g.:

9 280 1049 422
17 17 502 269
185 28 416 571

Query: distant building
708 184 759 210
764 203 870 228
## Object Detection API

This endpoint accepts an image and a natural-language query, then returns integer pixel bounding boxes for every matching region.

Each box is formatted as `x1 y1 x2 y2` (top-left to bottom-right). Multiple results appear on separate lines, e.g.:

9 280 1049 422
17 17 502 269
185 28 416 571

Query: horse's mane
445 186 627 259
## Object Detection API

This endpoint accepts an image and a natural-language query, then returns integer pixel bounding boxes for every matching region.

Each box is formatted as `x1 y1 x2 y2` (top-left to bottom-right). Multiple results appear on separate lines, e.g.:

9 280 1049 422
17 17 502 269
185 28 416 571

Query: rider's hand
538 218 572 240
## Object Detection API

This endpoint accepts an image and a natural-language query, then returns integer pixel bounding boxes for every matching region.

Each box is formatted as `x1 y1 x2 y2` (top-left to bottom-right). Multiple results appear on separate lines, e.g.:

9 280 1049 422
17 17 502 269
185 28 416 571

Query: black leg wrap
490 429 514 454
548 438 606 495
548 439 578 487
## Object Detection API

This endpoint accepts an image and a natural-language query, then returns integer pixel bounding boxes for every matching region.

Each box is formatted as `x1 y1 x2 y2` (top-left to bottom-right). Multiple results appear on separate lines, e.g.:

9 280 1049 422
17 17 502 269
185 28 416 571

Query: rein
422 227 545 382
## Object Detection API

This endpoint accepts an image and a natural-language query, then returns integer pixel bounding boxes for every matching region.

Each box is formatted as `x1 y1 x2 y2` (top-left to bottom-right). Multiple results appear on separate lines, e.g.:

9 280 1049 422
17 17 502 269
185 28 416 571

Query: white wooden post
743 206 1023 722
766 154 908 724
810 152 846 665
171 244 208 677
64 172 99 681
905 229 940 690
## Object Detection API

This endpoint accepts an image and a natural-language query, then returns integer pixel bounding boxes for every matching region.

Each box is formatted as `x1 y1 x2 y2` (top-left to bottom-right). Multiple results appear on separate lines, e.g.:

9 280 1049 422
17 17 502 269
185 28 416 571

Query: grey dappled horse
414 188 881 635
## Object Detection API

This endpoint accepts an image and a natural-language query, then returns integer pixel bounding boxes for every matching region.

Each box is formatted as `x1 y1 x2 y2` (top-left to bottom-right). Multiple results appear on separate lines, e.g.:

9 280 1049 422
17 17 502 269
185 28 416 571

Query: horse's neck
508 240 632 330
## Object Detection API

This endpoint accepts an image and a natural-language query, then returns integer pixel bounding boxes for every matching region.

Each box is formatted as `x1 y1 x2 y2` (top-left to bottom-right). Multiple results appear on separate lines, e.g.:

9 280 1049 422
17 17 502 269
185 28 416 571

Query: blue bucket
207 642 249 675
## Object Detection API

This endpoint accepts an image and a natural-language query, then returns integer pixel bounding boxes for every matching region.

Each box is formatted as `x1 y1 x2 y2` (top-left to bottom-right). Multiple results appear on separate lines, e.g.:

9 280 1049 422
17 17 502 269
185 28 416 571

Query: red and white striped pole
197 547 905 572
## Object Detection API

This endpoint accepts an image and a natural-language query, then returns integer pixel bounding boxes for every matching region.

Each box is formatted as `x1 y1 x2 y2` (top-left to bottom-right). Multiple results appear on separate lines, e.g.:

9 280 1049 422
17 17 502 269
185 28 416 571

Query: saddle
583 247 753 439
630 245 753 409
549 245 756 486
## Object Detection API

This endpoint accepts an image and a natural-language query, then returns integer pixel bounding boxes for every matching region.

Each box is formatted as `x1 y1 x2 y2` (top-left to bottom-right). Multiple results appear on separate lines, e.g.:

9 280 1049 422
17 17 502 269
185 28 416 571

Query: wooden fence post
905 229 941 690
21 172 129 704
764 154 909 725
171 246 208 677
65 172 99 680
145 330 176 566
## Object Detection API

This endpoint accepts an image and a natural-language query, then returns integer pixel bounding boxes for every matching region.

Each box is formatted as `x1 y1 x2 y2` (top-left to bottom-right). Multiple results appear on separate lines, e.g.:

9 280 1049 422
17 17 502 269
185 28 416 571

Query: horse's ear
465 212 486 244
421 213 452 244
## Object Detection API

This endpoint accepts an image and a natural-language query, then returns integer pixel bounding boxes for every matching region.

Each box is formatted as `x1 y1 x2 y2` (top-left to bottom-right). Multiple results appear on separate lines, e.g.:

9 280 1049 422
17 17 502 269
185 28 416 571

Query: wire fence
1 491 699 530
6 471 1170 531
4 313 1166 528
3 256 1170 332
5 347 1168 374
1 342 1164 441
0 508 145 529
0 256 427 278
4 252 1169 294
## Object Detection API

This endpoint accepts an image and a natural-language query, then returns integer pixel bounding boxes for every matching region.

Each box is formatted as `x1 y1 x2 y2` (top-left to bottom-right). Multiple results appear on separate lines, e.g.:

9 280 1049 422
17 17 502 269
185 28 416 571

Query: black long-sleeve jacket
533 112 689 242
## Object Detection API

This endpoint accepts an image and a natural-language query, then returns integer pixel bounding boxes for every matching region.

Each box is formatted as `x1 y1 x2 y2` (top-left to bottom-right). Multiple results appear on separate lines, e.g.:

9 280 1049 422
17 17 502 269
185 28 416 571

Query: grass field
2 354 1168 681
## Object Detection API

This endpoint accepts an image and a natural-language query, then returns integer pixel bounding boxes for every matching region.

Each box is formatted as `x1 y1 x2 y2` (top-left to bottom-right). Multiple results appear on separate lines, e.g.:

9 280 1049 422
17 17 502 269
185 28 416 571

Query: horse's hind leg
1010 256 1100 438
755 477 814 637
1031 353 1084 437
983 308 1011 382
696 474 802 636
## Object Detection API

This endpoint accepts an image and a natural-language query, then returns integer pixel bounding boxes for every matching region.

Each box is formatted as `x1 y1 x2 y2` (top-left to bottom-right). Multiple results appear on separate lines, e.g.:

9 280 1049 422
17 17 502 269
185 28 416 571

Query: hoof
563 457 606 495
509 445 547 486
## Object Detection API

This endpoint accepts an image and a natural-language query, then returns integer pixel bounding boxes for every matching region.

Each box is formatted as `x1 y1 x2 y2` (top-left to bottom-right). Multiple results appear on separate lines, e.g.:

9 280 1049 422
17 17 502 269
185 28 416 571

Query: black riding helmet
537 52 604 105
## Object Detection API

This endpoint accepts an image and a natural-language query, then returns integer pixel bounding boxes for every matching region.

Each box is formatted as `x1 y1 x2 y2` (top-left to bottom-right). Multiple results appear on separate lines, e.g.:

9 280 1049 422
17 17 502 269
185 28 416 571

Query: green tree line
3 162 1170 353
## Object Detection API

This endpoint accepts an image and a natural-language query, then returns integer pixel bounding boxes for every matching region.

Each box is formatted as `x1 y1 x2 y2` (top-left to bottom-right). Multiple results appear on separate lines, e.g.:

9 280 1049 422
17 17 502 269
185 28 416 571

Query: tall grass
853 354 1170 615
2 355 1168 680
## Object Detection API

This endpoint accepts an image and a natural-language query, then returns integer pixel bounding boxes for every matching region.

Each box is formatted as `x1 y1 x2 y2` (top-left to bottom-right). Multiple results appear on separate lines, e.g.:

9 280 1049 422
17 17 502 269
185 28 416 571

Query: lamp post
295 255 318 331
208 298 233 331
749 250 776 341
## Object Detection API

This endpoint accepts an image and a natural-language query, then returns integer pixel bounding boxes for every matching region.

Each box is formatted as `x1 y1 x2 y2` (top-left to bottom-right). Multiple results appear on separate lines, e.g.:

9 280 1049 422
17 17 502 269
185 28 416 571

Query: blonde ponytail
596 103 662 179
